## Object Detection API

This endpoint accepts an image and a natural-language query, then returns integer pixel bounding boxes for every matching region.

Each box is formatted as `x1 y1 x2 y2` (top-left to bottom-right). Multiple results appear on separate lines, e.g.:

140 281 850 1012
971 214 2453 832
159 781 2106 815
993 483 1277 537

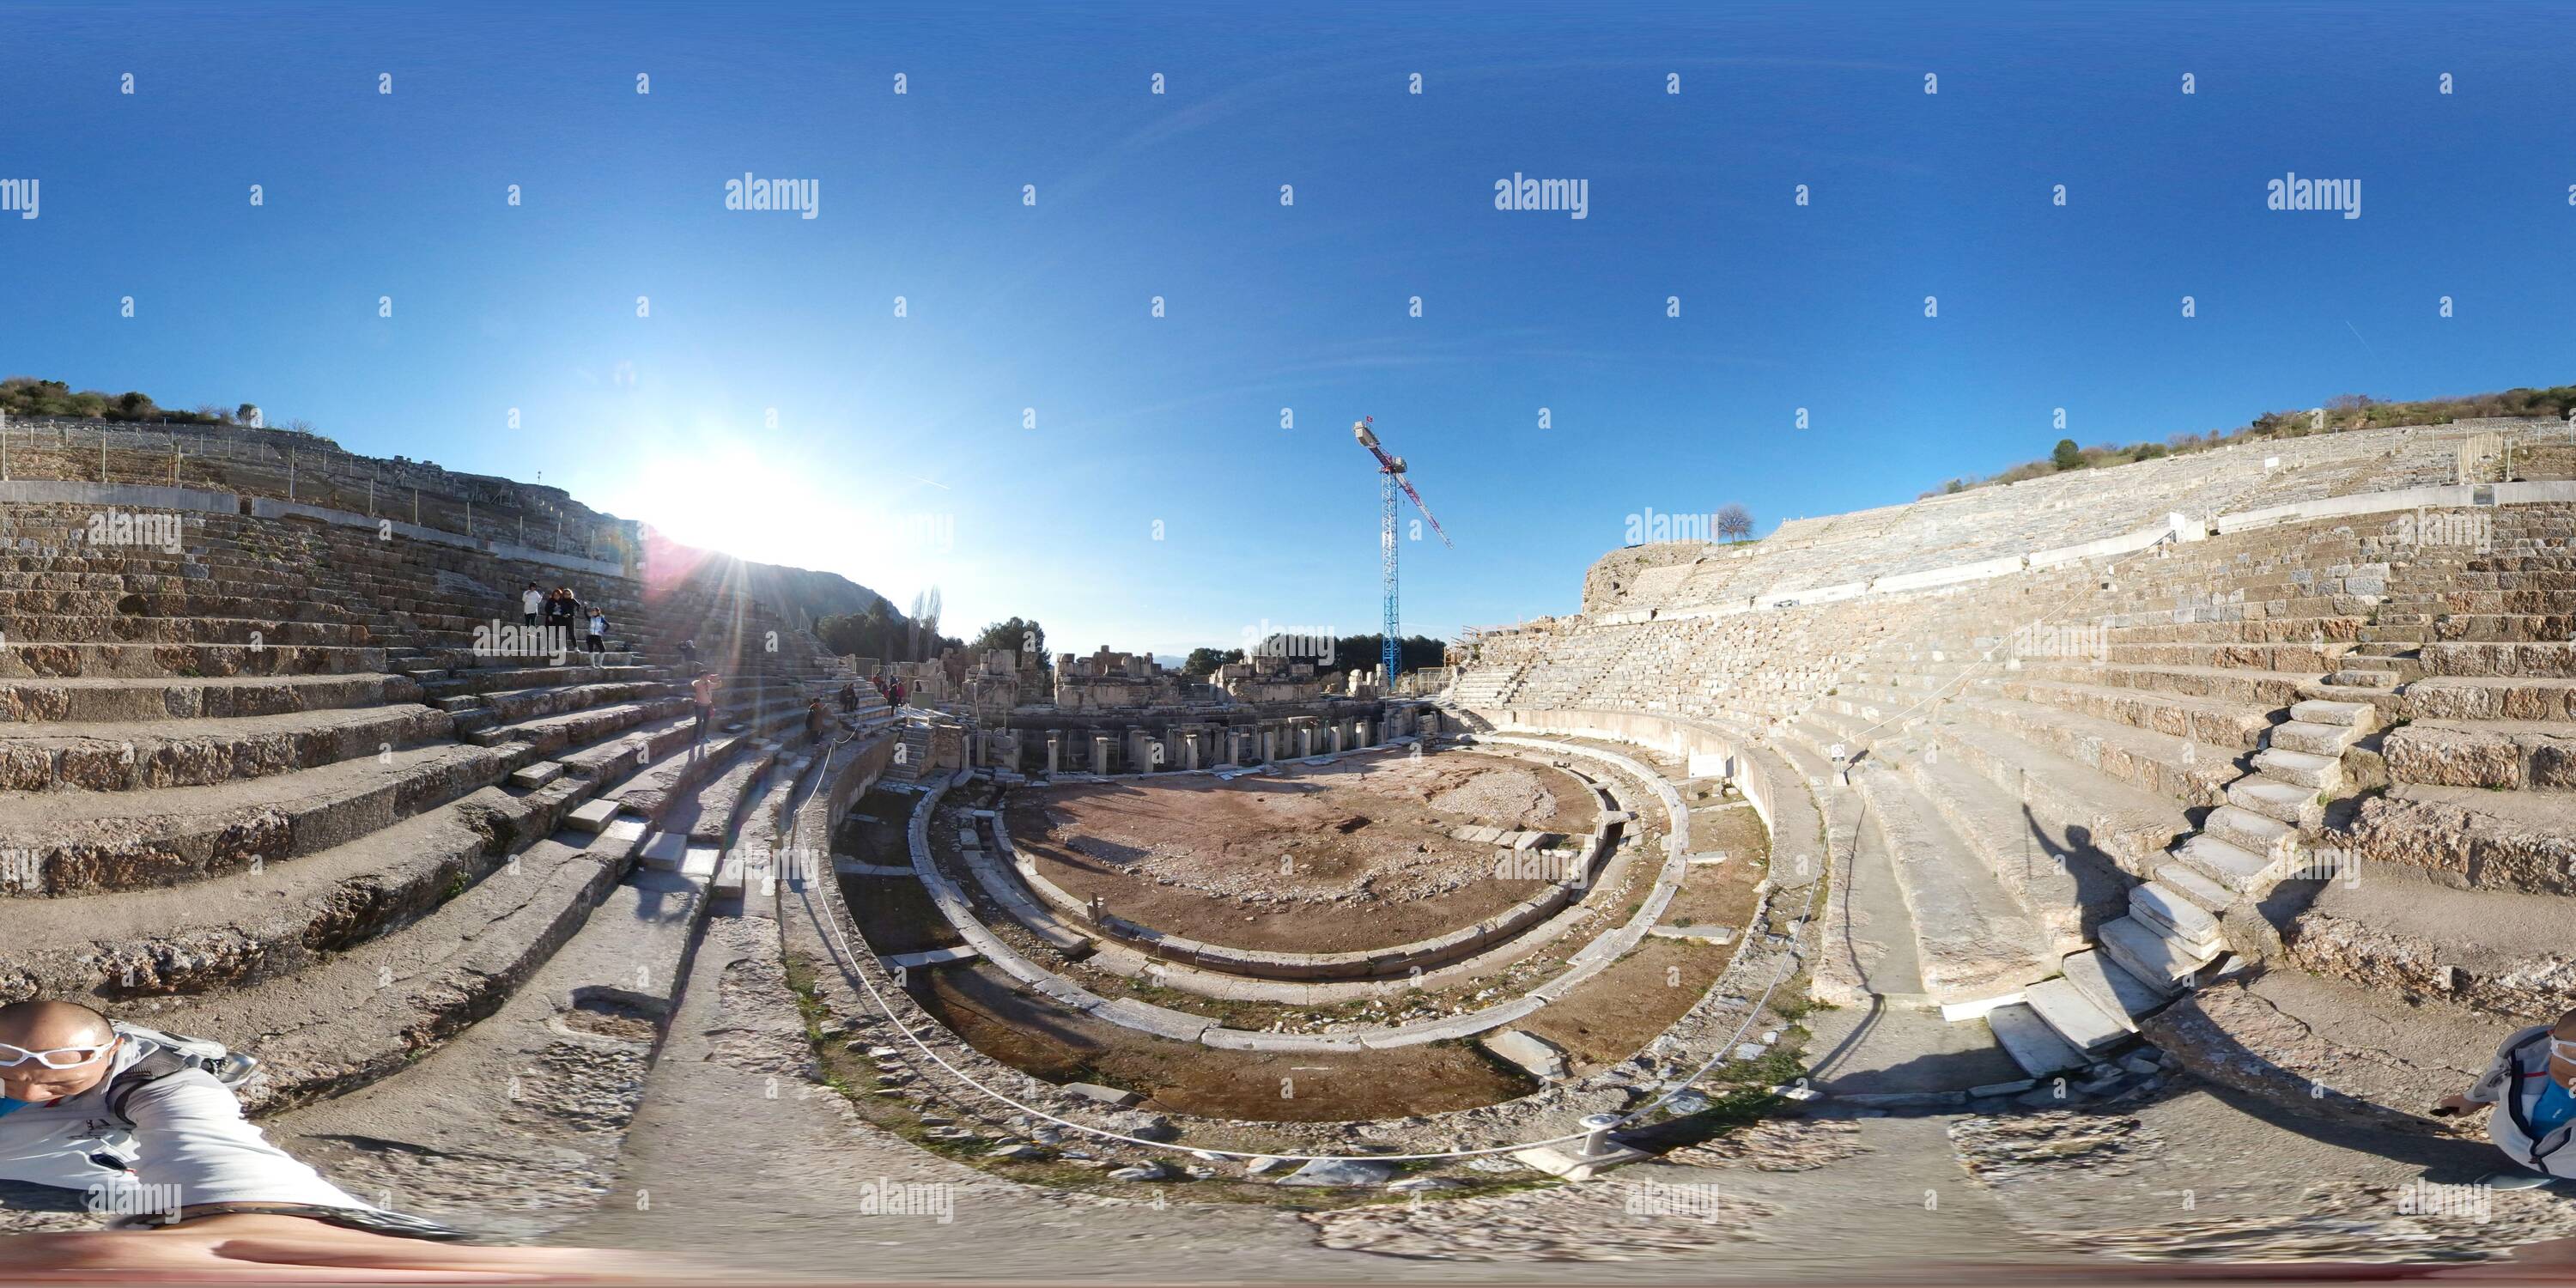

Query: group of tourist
520 581 607 654
872 672 907 708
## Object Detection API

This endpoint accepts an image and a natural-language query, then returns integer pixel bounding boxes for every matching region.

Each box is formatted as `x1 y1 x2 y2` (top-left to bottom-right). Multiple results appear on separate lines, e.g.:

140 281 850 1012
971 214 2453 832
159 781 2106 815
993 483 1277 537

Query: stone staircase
0 486 904 1236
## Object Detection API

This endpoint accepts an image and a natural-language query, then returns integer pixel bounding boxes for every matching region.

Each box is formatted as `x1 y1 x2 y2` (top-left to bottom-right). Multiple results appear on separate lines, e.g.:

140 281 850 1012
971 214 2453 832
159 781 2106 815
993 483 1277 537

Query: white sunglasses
2555 1037 2576 1060
0 1038 118 1071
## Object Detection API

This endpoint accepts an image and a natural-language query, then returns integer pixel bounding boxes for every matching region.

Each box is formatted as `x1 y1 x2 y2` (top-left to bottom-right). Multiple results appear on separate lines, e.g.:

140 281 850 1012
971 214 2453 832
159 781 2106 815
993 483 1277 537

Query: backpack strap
103 1048 197 1126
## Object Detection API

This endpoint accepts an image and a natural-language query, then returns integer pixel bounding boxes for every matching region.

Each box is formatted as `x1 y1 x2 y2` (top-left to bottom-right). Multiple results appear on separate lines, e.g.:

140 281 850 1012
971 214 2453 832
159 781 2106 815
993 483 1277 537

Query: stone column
1329 722 1346 754
1261 727 1277 762
1092 733 1115 775
1183 730 1201 771
1045 732 1060 775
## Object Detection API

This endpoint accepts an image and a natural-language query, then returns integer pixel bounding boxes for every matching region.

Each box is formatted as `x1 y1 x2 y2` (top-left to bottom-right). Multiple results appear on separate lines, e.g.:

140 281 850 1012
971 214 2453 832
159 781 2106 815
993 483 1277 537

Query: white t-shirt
590 613 605 635
523 589 543 614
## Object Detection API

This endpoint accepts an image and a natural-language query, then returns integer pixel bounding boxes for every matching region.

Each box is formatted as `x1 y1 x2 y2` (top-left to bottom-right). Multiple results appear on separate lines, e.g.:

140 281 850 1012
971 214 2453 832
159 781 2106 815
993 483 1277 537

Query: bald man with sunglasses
0 999 664 1277
0 999 410 1230
2435 1006 2576 1190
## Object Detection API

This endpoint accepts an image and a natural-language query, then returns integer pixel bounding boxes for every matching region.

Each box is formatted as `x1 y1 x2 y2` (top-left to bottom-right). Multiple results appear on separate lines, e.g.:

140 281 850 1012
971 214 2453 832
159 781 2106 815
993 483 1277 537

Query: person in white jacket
0 1000 434 1234
0 1000 652 1274
2435 1006 2576 1189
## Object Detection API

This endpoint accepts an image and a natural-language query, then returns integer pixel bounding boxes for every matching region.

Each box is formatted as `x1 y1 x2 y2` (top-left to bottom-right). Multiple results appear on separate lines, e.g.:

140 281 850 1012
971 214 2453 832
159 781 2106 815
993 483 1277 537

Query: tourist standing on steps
520 581 542 628
678 638 699 671
805 696 831 742
690 671 720 744
2436 1005 2576 1189
586 607 606 655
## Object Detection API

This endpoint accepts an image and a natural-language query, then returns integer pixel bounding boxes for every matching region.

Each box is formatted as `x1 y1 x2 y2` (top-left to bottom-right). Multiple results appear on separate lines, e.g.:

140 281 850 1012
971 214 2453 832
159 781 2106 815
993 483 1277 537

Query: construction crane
1352 417 1453 685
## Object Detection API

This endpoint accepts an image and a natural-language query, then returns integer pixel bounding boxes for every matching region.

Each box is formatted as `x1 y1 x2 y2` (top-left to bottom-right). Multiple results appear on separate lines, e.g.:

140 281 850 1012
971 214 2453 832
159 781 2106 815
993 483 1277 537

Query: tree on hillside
1716 504 1754 542
907 587 942 659
816 598 908 662
2051 438 2084 471
1182 647 1244 677
970 617 1048 665
1328 635 1448 675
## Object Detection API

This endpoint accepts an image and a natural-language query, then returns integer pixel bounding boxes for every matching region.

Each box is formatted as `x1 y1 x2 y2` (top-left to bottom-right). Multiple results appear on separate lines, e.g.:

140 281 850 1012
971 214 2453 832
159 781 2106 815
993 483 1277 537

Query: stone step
256 854 701 1154
1847 756 2053 1005
2171 832 2285 896
0 742 507 896
2128 880 2226 953
0 779 580 999
2252 747 2342 791
2266 720 2363 757
1941 688 2250 802
2013 660 2313 710
2057 945 2175 1031
565 798 623 833
2290 698 2378 728
1973 677 2276 753
1897 738 2130 950
1984 1000 2091 1078
0 672 411 723
2404 677 2576 723
0 640 391 680
2150 860 2235 913
507 760 564 790
2382 720 2576 791
2421 641 2576 680
2281 856 2576 1016
1911 719 2195 873
466 696 692 756
2098 913 2220 986
2202 805 2293 859
265 871 716 1242
2025 976 2129 1054
2325 669 2400 690
2225 775 2317 827
0 703 453 792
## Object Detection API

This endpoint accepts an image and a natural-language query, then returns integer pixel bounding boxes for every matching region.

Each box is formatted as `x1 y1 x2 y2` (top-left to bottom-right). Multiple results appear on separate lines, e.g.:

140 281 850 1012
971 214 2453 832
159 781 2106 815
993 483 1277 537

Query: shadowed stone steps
0 703 451 791
148 819 658 1115
2023 976 2129 1053
262 861 708 1237
1847 755 2053 1004
2280 857 2576 1018
1914 719 2193 873
2057 945 2173 1032
0 641 389 679
0 672 413 723
2225 776 2317 828
1899 740 2129 951
2098 911 2220 986
0 742 505 896
0 787 534 999
1984 1000 2089 1078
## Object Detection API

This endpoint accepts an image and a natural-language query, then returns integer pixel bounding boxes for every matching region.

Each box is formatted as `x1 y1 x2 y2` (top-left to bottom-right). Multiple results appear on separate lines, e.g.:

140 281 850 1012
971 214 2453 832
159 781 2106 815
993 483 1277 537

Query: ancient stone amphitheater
2 413 2572 1276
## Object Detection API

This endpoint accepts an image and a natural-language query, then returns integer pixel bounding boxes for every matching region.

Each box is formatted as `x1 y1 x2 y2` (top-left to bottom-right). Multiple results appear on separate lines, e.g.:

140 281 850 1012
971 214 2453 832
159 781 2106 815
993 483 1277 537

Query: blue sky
9 2 2573 657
